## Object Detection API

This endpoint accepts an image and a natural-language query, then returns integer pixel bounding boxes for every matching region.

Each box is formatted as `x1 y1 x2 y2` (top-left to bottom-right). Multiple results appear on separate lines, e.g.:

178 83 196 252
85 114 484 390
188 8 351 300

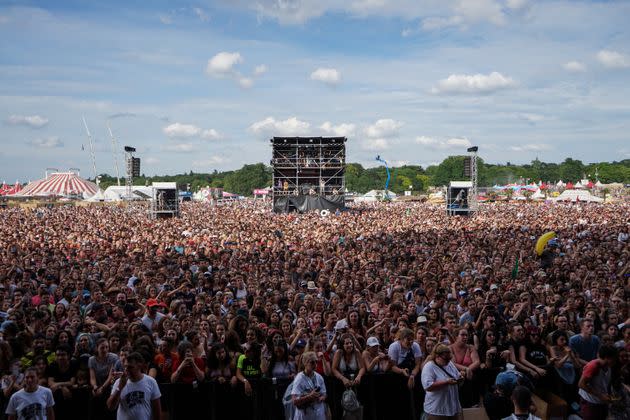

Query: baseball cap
416 315 428 324
0 320 16 332
295 339 307 348
146 298 166 308
366 337 380 347
490 284 499 291
458 291 468 297
473 287 483 294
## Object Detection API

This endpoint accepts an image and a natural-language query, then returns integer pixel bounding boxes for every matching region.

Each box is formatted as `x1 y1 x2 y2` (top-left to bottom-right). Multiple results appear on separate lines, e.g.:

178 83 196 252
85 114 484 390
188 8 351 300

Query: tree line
95 157 630 196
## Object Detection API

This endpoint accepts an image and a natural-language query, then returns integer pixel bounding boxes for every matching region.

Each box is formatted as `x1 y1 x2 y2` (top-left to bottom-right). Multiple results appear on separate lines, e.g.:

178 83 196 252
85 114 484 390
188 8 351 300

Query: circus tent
15 172 98 198
0 182 22 196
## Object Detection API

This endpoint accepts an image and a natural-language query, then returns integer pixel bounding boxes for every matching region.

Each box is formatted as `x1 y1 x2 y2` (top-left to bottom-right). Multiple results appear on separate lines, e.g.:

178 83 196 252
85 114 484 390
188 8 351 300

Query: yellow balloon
535 231 556 256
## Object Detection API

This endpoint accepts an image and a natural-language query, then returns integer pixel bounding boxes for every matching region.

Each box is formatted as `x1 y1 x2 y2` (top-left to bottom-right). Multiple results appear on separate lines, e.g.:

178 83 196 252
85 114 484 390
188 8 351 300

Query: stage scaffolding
270 137 346 213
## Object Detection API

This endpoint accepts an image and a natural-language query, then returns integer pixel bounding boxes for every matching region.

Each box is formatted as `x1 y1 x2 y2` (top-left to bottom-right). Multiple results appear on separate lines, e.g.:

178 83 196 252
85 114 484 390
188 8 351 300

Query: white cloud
192 157 226 168
365 119 403 138
564 61 586 72
446 137 472 148
510 143 552 152
158 14 172 25
163 123 221 140
162 143 195 153
596 50 630 69
454 0 505 26
201 128 221 140
506 0 528 10
254 65 268 76
145 157 160 165
162 123 201 138
362 138 389 151
193 7 209 22
415 136 440 147
6 114 49 128
420 15 463 31
206 52 243 76
0 15 8 24
517 113 545 123
320 122 356 137
431 71 515 94
310 68 341 86
415 136 471 149
253 1 329 24
238 77 254 88
249 117 311 136
28 137 63 148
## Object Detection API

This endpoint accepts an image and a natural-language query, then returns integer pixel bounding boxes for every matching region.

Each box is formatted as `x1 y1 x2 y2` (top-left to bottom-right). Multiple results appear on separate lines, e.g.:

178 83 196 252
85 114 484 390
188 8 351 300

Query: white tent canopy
553 189 603 203
354 189 397 202
101 185 154 201
531 188 545 200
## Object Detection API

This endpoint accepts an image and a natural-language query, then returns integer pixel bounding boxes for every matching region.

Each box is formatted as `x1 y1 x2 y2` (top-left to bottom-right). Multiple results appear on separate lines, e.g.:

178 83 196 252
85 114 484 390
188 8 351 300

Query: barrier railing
16 373 421 420
162 373 420 420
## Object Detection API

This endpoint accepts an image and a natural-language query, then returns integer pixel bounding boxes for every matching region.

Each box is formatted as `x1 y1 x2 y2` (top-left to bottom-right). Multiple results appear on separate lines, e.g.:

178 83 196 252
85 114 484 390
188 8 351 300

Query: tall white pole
107 122 121 186
82 116 99 187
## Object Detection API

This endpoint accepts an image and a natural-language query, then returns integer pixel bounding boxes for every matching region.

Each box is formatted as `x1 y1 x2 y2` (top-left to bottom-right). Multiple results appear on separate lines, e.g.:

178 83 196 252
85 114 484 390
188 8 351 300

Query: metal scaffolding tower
270 137 346 213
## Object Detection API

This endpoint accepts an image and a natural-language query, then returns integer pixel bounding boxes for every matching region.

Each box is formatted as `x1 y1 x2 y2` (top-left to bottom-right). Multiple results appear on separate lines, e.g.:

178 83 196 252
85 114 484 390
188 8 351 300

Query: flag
511 256 519 279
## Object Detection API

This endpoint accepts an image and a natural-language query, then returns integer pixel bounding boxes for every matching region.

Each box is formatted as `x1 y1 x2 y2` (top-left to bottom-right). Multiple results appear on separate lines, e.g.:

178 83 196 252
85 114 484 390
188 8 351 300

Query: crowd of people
0 199 628 420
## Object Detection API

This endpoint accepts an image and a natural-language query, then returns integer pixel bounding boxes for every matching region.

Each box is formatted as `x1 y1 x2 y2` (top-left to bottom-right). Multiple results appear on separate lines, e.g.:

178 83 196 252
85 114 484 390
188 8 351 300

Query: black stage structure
271 137 346 213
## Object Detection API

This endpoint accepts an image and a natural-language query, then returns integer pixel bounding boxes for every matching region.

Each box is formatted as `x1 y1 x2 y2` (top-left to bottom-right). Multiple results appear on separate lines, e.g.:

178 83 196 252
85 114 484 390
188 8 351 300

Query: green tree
558 158 584 182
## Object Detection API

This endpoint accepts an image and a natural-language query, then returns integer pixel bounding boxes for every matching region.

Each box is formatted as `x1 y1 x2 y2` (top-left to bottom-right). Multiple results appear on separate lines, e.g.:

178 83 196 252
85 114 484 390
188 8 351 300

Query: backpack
341 389 360 412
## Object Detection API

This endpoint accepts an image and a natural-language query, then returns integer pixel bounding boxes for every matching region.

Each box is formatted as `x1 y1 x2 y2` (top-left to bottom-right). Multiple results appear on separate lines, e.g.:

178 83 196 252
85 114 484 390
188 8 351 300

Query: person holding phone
292 351 327 420
421 344 463 420
170 342 205 384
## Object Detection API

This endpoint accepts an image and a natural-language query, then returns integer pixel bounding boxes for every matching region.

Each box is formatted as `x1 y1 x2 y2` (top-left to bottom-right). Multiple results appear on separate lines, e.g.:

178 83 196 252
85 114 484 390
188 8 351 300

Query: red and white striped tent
0 182 12 196
15 172 98 198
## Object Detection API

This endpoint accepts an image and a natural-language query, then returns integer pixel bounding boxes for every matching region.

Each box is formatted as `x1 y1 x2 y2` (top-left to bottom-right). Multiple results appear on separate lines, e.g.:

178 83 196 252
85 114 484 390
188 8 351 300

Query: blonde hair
397 328 414 341
302 351 317 365
427 343 451 362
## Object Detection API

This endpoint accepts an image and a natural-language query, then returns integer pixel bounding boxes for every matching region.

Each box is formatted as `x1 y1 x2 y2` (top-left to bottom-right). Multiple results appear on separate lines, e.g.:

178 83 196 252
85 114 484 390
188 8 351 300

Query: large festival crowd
0 200 628 420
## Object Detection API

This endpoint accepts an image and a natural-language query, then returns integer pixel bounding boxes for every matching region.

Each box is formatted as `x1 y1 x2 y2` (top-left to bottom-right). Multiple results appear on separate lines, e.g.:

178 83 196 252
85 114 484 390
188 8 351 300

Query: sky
1 0 629 182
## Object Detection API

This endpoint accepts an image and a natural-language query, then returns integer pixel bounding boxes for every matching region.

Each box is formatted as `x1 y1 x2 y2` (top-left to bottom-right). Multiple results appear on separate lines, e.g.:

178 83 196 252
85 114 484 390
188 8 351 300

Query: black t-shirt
45 360 79 383
525 342 547 367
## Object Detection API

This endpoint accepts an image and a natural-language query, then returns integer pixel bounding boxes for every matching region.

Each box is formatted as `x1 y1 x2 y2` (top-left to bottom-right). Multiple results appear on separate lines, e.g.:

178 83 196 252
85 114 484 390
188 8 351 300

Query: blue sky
1 0 629 182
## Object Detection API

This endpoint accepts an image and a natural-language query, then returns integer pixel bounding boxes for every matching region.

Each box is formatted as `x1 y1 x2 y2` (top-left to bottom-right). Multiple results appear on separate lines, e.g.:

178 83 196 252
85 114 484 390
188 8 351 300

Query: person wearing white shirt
107 352 161 420
6 367 55 420
291 351 327 420
421 343 463 419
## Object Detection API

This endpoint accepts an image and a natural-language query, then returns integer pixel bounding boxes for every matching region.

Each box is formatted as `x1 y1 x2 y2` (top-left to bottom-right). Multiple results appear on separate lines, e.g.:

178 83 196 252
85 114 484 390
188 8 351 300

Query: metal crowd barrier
0 373 421 420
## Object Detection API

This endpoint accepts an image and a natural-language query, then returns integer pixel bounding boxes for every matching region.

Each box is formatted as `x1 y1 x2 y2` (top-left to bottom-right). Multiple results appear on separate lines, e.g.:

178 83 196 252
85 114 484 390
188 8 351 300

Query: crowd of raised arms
0 200 628 420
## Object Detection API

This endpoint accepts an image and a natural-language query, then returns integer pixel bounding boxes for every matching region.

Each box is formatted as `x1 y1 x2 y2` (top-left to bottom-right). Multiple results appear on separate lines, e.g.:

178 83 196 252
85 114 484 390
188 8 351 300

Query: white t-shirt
5 386 54 420
421 361 462 416
141 312 165 331
387 341 423 366
111 374 161 420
